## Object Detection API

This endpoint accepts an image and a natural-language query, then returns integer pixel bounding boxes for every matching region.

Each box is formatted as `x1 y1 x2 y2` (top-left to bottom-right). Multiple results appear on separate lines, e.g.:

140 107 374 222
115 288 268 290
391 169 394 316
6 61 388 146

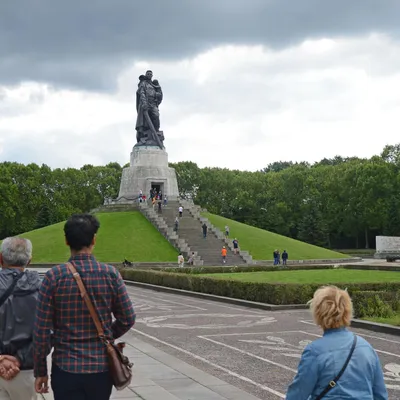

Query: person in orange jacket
221 246 227 264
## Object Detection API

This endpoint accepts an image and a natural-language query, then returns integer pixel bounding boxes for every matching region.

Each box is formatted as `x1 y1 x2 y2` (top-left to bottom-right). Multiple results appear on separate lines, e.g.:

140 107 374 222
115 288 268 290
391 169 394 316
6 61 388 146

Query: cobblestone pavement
126 285 400 399
41 333 259 400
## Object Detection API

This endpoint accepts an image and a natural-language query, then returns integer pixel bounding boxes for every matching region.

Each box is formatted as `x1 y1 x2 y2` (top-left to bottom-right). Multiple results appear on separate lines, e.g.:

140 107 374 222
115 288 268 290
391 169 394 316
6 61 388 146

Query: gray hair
1 237 33 267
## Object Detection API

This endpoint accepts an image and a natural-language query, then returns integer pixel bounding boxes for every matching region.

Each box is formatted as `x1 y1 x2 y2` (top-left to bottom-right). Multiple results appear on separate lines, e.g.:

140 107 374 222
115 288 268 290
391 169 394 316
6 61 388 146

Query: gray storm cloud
1 0 399 90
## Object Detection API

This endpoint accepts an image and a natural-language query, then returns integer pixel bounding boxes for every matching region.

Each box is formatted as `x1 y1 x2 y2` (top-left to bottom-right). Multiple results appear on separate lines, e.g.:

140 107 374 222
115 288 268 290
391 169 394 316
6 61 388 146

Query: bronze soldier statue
135 70 165 149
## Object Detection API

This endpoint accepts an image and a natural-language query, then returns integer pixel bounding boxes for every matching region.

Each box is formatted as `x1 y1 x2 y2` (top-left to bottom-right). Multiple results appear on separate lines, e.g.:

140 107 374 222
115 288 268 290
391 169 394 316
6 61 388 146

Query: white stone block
376 236 400 253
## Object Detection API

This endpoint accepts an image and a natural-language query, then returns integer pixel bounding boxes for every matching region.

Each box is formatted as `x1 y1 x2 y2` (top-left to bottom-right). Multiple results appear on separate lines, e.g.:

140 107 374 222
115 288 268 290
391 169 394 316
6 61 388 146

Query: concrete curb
124 280 308 311
351 319 400 336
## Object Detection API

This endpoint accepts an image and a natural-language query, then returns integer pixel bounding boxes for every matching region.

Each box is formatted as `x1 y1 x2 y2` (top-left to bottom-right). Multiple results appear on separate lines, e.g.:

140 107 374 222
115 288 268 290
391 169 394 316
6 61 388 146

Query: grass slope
203 213 348 260
12 212 178 263
202 270 400 284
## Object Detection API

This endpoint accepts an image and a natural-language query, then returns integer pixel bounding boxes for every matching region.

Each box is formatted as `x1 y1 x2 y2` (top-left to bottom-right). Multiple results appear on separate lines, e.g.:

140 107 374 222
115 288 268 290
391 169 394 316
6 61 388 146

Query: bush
352 291 400 318
121 269 400 305
152 264 336 275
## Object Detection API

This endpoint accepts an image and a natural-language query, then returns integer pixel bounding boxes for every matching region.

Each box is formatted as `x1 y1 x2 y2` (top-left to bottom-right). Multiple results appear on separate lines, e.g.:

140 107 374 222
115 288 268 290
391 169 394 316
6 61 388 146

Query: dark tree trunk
365 228 369 249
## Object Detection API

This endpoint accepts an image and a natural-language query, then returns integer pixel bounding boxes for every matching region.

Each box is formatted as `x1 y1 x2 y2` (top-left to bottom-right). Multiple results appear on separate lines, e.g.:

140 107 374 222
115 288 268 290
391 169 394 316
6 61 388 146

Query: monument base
117 146 179 203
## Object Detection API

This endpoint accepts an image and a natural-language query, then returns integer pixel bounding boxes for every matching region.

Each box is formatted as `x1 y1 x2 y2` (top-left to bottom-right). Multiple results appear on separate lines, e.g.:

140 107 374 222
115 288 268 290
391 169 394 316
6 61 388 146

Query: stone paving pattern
41 332 259 400
126 285 400 399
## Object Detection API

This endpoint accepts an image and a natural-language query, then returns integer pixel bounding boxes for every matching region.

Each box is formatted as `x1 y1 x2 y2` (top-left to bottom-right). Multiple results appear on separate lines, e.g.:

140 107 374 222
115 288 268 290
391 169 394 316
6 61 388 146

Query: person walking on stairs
221 246 227 264
202 223 208 239
174 217 179 233
178 253 184 268
178 205 183 217
225 225 230 238
232 238 239 255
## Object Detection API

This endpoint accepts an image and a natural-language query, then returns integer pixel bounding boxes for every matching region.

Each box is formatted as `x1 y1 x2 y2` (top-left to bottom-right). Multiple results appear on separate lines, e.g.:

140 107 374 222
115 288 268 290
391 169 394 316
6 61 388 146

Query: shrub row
352 291 400 318
150 264 336 274
121 269 400 305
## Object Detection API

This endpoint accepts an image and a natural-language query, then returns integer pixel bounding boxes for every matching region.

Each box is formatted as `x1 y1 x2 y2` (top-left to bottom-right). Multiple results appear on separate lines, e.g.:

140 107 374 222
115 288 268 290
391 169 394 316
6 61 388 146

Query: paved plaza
125 285 400 399
35 277 400 399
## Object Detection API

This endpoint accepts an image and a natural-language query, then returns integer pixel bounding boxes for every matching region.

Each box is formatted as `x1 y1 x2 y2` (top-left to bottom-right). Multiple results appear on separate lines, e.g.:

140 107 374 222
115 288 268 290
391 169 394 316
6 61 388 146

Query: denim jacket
286 328 388 399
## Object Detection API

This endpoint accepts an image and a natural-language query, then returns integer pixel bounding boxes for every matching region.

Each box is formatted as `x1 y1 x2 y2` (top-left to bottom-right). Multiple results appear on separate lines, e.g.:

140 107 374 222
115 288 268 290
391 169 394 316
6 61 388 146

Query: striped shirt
33 254 136 377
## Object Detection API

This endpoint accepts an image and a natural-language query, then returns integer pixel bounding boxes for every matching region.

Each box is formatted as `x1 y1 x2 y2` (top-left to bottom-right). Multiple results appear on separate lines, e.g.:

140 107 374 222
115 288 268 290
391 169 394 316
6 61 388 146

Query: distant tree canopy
1 144 400 250
171 144 400 249
0 163 122 239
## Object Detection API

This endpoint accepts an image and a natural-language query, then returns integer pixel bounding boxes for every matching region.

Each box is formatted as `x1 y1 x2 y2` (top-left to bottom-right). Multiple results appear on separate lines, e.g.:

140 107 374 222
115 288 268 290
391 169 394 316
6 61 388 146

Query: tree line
0 162 123 239
1 144 400 249
171 144 400 249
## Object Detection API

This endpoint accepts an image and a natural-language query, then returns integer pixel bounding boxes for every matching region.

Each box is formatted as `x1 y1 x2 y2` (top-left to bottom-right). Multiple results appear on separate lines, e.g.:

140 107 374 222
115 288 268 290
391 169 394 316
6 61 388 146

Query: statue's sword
144 110 164 150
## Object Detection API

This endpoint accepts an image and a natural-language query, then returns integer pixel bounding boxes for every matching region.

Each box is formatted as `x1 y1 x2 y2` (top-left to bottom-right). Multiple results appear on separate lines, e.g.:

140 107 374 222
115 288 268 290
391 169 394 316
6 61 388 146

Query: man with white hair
0 237 41 400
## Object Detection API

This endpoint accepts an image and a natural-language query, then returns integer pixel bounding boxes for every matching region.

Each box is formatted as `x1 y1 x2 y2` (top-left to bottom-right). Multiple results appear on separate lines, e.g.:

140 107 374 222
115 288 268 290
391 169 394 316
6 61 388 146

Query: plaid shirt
33 254 136 377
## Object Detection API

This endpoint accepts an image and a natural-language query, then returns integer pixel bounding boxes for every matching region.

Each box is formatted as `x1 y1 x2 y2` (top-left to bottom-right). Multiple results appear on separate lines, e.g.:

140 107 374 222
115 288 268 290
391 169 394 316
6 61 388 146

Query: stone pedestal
374 236 400 259
117 146 179 203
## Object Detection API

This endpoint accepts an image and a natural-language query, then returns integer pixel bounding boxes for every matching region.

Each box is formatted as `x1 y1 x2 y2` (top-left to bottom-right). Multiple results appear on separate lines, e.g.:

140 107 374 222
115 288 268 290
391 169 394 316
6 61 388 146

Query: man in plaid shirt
33 214 136 400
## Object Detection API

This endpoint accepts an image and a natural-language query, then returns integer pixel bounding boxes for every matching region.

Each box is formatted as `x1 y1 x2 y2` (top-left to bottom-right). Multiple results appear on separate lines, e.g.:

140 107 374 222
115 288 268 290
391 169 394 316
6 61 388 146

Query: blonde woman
286 286 388 399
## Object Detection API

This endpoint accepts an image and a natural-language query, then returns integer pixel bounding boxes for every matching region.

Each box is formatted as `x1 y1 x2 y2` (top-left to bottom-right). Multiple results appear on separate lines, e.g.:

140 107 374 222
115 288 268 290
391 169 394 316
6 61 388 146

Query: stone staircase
139 199 252 266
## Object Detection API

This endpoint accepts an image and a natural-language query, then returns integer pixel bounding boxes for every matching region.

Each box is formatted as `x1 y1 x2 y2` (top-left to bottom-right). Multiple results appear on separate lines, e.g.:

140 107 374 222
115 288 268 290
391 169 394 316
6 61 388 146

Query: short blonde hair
309 286 353 330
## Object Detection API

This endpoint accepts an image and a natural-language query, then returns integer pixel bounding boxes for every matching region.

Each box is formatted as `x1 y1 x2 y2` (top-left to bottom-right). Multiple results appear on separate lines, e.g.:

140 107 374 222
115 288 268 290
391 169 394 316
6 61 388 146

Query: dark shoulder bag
315 334 358 400
0 271 24 308
66 262 133 391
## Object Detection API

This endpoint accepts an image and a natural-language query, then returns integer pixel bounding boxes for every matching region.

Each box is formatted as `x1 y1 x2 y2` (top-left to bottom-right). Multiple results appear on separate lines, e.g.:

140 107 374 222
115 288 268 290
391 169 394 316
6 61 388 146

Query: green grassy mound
202 269 400 284
4 212 178 263
203 213 349 260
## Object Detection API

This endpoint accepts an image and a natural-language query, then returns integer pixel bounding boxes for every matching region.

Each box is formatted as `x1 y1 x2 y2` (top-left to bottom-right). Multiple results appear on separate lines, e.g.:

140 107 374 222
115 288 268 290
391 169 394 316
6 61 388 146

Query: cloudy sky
1 0 400 171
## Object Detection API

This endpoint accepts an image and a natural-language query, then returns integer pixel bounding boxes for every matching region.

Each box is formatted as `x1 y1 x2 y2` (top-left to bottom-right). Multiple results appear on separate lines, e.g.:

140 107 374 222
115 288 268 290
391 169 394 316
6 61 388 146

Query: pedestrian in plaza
163 195 168 207
282 250 288 266
225 225 230 238
221 246 227 264
232 238 239 255
0 237 40 400
178 205 183 217
33 214 136 400
158 199 162 213
202 223 208 239
286 285 388 400
273 249 278 265
178 253 184 268
276 250 281 265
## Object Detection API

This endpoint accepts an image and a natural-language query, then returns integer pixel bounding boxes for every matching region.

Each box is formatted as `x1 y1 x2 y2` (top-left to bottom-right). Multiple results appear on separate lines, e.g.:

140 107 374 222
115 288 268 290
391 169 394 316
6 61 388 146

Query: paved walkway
41 332 260 400
126 285 400 399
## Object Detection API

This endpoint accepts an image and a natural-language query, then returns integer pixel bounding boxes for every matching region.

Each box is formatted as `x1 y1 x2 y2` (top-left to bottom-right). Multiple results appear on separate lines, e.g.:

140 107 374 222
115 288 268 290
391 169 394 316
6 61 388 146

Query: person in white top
178 206 183 217
177 253 184 268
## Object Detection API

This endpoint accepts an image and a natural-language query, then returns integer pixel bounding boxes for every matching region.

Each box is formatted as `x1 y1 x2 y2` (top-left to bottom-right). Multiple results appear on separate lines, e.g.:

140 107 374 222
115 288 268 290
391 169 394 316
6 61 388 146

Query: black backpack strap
315 334 358 400
0 270 24 309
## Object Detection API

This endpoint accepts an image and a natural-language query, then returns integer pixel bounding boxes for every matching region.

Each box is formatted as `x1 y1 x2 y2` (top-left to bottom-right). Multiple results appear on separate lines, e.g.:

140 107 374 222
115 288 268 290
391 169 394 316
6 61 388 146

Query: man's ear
0 253 3 267
92 235 97 247
27 257 32 267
